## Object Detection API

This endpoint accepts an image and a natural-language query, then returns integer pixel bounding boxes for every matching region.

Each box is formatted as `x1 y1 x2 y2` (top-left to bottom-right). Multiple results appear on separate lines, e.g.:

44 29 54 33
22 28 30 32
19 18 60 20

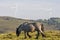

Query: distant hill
0 16 34 33
0 16 60 33
36 17 60 30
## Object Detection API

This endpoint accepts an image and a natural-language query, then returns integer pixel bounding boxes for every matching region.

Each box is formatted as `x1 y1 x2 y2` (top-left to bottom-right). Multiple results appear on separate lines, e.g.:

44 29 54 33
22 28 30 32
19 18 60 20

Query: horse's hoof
35 37 38 39
43 35 46 37
29 36 31 38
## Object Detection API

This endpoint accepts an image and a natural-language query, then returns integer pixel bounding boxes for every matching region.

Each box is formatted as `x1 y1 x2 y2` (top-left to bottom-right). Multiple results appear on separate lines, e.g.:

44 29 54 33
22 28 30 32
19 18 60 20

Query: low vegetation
0 30 60 40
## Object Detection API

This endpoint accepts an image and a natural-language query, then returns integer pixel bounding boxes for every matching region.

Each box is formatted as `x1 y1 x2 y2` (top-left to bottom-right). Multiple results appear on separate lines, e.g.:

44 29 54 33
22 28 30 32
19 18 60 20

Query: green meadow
0 30 60 40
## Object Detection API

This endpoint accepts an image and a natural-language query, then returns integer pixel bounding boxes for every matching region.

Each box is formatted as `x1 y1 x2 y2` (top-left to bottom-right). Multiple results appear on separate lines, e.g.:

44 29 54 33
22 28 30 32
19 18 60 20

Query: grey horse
16 22 46 39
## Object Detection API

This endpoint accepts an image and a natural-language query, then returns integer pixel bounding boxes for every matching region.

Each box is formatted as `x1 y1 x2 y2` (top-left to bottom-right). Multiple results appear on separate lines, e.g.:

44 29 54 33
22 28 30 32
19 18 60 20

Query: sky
0 0 60 20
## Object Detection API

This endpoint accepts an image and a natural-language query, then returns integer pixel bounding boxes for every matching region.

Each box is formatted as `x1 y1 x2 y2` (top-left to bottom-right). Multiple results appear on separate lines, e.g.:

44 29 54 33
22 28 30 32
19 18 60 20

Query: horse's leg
24 31 27 39
27 32 31 38
40 29 46 37
41 32 46 37
35 31 40 39
38 26 46 37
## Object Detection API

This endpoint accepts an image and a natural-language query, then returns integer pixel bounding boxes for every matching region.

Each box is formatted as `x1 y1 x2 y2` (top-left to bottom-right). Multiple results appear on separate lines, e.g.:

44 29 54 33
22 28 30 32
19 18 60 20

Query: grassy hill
0 16 60 40
37 17 60 30
0 16 60 33
0 16 34 33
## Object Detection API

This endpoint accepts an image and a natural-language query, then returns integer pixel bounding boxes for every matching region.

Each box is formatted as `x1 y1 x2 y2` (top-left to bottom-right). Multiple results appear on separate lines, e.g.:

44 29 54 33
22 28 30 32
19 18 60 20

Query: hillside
0 16 34 33
0 16 60 33
36 17 60 30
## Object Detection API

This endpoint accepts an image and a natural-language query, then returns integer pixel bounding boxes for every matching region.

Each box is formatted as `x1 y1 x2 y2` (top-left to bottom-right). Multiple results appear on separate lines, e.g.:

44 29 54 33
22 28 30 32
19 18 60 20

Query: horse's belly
25 28 35 32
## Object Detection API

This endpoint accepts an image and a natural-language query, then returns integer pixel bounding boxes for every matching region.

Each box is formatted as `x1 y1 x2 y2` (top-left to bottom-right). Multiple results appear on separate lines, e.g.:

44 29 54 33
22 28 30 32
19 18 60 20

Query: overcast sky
0 0 60 20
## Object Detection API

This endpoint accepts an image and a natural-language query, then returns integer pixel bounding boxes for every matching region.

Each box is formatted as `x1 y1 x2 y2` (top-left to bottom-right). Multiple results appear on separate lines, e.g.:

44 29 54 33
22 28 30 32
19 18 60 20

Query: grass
0 30 60 40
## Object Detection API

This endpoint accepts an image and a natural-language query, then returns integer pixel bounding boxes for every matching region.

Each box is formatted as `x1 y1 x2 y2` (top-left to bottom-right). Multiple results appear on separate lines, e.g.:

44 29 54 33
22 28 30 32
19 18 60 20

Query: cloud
0 0 60 19
0 3 17 17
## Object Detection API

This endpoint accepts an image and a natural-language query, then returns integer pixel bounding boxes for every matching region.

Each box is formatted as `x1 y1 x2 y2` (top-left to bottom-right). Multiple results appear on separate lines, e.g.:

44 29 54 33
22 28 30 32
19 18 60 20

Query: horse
16 22 46 39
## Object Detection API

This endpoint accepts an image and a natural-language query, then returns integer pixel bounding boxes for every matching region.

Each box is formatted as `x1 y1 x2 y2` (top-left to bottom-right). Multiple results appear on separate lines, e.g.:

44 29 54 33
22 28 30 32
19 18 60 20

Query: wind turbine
10 4 18 17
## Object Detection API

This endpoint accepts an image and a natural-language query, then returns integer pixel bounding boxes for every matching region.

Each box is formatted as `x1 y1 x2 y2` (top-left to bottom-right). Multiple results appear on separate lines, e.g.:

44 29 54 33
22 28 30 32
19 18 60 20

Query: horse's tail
41 24 44 32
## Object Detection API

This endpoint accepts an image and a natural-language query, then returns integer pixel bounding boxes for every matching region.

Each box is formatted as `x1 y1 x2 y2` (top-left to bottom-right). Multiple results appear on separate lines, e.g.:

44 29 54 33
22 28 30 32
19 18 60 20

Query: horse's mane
23 22 28 25
17 22 28 30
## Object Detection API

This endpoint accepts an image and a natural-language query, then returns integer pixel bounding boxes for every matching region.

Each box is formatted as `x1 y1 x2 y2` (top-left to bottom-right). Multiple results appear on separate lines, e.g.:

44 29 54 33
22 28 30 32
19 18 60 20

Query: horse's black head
16 23 27 37
16 28 20 37
16 24 23 37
